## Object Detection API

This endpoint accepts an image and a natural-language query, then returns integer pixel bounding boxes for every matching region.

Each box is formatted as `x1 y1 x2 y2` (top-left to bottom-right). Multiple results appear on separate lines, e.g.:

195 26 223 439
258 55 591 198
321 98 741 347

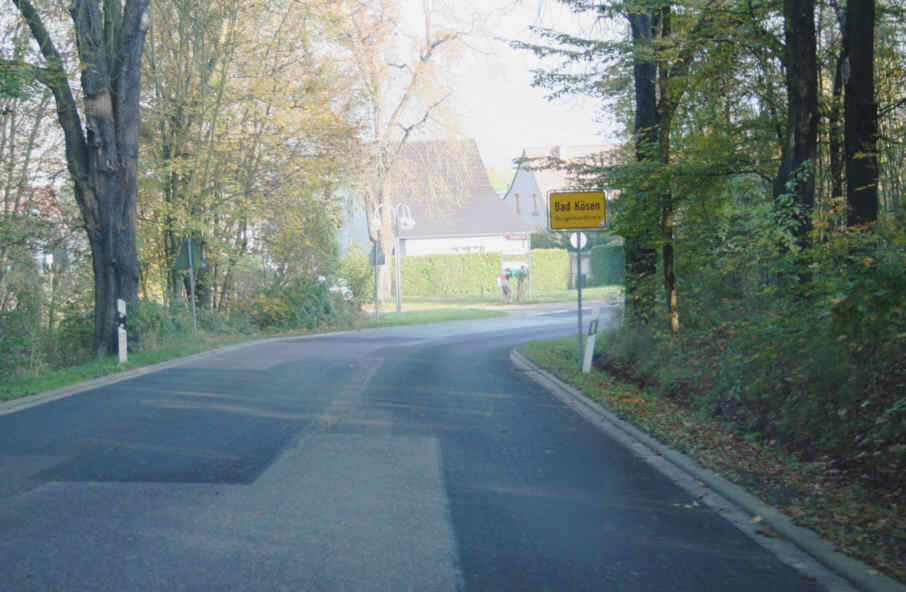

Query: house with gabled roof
394 139 537 256
502 144 623 228
341 139 536 259
500 144 624 287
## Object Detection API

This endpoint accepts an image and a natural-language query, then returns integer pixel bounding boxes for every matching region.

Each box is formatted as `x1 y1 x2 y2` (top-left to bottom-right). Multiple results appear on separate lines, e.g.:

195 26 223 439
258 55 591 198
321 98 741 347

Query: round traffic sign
569 232 588 250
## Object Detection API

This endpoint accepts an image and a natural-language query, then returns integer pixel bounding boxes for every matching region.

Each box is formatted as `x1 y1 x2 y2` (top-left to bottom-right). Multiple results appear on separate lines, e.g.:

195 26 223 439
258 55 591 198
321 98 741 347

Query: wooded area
523 0 905 491
2 0 462 374
2 0 904 495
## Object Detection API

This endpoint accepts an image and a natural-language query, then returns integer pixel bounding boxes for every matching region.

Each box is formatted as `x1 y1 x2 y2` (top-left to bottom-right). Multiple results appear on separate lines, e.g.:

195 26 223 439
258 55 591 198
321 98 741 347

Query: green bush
234 279 335 331
132 300 194 349
0 308 38 378
0 262 44 377
599 186 906 482
528 248 569 293
198 307 255 335
394 248 571 297
52 309 93 367
399 252 499 297
339 245 374 305
590 245 624 286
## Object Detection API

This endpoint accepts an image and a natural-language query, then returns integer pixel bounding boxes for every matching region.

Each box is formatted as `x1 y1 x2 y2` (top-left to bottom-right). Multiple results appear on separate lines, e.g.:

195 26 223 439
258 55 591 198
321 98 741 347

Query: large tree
843 0 879 226
522 1 723 331
774 0 818 247
13 0 150 356
339 0 465 304
143 0 240 302
623 8 658 328
141 0 359 311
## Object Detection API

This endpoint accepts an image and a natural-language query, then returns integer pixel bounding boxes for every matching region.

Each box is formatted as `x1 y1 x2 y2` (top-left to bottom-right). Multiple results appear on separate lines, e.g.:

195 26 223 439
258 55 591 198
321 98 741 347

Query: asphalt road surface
0 304 827 591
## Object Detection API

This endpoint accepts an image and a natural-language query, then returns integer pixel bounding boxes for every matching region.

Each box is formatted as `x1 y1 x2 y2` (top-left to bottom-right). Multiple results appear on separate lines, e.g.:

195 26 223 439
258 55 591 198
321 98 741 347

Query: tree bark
377 187 395 304
829 50 845 211
624 10 658 328
775 0 818 247
14 0 149 356
844 0 879 226
657 7 678 334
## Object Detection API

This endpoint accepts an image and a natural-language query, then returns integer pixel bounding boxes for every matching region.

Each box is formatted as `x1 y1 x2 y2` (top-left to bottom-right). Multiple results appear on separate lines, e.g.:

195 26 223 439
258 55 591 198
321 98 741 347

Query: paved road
0 304 825 591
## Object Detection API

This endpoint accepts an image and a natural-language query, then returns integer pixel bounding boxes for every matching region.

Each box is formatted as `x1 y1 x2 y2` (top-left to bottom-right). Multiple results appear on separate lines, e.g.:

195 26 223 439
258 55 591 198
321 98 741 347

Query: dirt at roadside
537 346 906 585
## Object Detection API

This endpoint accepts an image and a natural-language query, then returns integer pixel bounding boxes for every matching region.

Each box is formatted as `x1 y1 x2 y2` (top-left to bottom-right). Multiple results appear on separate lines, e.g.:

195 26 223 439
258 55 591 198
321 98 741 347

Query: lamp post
370 203 415 314
371 236 380 320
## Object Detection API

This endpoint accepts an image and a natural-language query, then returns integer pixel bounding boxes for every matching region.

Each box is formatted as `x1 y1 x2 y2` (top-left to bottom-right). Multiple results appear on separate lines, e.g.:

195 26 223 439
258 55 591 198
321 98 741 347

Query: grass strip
518 336 906 585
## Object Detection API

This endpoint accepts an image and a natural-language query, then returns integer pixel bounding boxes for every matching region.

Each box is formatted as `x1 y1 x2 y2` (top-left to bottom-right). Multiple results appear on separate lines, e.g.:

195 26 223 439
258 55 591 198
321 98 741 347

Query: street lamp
370 202 415 314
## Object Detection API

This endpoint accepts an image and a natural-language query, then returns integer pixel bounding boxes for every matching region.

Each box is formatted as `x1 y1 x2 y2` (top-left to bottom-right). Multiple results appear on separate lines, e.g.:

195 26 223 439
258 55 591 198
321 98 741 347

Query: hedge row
387 248 571 298
589 245 624 286
527 248 569 293
400 252 500 296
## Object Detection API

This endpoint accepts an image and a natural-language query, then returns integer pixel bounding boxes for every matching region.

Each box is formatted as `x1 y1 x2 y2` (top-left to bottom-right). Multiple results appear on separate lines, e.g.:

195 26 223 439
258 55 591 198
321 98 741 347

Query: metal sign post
175 237 206 337
569 231 589 364
577 236 583 361
394 231 402 314
549 190 607 369
370 241 384 320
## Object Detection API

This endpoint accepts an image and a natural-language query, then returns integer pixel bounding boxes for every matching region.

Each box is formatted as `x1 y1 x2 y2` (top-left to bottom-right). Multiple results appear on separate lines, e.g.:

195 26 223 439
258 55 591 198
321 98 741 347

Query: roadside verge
0 332 339 417
511 348 906 592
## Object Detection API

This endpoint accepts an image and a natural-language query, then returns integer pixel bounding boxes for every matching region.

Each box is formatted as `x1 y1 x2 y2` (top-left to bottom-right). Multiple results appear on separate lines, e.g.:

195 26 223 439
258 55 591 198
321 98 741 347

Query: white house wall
402 235 529 257
505 165 547 228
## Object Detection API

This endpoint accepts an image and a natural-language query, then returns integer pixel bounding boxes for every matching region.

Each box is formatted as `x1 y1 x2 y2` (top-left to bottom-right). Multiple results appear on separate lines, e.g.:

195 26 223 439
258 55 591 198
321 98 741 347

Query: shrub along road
0 305 849 590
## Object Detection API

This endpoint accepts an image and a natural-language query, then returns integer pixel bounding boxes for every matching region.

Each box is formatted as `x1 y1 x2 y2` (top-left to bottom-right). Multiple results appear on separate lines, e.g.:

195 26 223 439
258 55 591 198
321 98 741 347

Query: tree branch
12 0 93 218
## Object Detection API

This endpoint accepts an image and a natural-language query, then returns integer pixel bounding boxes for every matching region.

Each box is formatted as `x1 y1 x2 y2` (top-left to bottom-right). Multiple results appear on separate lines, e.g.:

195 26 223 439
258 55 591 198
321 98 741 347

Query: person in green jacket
513 265 528 302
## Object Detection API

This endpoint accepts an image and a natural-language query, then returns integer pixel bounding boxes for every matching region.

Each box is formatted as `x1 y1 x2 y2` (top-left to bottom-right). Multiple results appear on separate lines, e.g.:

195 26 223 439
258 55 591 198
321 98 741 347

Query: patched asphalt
0 312 836 590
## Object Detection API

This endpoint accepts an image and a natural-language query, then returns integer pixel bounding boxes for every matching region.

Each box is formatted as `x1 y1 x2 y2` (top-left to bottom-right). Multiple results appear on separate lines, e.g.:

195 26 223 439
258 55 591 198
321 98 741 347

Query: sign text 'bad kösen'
547 190 607 231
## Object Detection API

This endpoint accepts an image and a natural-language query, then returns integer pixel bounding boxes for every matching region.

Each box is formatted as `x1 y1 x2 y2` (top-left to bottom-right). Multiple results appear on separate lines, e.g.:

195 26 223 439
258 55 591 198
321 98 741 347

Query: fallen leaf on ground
755 528 778 538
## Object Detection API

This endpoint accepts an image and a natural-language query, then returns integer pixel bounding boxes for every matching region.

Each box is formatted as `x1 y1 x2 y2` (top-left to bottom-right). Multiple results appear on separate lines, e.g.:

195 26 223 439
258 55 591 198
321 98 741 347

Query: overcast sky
442 1 623 174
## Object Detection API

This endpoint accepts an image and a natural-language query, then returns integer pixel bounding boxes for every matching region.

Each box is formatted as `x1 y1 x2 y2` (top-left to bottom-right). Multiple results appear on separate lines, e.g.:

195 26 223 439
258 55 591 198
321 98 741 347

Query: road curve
0 307 826 591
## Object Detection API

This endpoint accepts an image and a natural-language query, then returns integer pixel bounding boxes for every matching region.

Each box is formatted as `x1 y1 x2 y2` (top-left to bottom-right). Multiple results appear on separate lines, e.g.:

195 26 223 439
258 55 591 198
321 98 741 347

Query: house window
532 193 539 215
515 193 521 214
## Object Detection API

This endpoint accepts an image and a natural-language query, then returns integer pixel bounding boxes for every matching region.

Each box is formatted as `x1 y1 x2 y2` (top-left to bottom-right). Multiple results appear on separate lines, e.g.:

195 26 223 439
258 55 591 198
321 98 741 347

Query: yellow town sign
547 190 607 231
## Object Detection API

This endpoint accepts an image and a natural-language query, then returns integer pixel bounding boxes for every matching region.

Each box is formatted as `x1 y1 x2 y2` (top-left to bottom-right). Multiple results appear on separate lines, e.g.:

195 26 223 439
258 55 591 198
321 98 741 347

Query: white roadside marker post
117 298 127 364
583 305 603 373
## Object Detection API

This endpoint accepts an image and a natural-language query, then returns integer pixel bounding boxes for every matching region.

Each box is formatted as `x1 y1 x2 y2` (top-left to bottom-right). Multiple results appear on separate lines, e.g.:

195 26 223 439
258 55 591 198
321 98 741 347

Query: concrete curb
510 349 906 592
